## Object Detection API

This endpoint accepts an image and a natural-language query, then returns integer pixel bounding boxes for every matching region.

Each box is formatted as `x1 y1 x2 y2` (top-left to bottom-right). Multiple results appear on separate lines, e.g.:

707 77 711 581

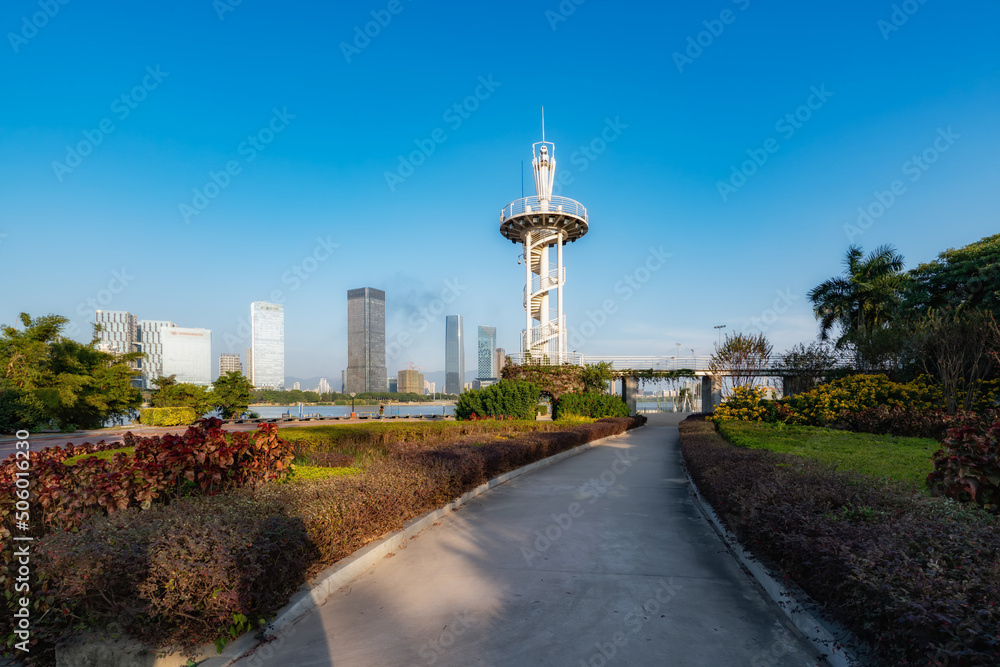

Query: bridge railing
505 353 857 374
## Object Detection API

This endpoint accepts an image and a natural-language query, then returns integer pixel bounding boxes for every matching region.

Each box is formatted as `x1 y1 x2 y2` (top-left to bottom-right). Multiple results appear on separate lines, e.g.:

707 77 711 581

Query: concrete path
234 414 823 667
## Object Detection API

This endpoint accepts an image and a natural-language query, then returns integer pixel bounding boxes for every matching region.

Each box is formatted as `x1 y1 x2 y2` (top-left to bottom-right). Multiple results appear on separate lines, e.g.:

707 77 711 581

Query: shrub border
60 425 643 667
680 424 867 667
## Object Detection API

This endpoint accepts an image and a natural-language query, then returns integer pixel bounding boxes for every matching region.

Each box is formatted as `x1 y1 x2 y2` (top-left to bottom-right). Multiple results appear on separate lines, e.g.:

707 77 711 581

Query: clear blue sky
1 0 997 381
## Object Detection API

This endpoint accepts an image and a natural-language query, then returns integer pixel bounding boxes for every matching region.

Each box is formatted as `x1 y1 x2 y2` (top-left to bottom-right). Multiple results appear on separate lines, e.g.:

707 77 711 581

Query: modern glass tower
161 327 212 386
346 288 387 393
477 326 497 380
250 302 285 390
445 315 464 395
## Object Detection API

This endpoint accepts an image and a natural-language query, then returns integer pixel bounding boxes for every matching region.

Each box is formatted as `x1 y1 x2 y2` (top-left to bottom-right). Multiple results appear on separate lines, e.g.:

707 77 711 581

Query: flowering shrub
781 374 943 426
553 392 630 420
711 385 779 423
927 421 1000 513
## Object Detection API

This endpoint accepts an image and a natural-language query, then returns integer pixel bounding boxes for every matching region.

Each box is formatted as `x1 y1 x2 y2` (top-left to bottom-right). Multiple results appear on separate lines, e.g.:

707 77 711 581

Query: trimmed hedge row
454 380 540 420
679 417 1000 666
553 392 630 420
2 415 645 663
139 407 198 426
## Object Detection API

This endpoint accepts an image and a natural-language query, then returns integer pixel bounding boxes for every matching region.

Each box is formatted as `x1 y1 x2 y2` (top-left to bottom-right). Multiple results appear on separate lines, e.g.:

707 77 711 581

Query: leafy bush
139 407 197 426
711 385 781 423
781 374 943 426
454 380 540 420
838 405 969 439
680 417 1000 666
2 416 645 661
927 421 1000 513
0 419 294 534
553 392 630 419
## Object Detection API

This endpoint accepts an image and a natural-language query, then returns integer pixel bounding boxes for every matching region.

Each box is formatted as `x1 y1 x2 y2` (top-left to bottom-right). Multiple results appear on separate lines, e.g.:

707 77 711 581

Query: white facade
140 320 176 385
318 378 331 394
250 302 285 390
161 327 212 386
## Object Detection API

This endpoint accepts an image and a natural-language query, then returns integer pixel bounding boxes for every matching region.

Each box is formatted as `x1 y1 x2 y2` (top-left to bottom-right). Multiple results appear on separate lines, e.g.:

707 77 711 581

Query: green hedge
454 380 540 420
139 407 198 427
553 392 630 420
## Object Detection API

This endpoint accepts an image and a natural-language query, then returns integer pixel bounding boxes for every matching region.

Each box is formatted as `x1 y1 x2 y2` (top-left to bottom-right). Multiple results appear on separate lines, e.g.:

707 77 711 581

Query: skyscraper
346 288 387 393
445 314 464 395
250 302 284 390
161 327 212 386
219 353 242 376
318 378 331 394
477 326 497 380
495 347 506 376
398 366 423 394
94 310 177 388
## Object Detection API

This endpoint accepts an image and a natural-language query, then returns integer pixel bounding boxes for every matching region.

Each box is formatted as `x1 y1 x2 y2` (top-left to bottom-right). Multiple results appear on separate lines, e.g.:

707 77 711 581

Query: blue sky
1 0 997 381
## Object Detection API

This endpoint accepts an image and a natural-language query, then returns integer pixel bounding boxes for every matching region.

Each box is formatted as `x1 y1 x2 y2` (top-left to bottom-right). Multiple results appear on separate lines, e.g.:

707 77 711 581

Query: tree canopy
905 233 1000 315
0 313 142 431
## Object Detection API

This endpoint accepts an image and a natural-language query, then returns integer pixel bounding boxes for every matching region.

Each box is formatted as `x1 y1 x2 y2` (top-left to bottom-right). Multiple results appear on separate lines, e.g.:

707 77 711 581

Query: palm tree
807 245 908 367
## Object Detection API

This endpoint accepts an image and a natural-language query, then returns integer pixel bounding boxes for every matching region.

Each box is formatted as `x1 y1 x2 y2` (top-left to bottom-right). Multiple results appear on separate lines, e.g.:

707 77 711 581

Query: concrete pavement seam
201 425 645 667
683 467 867 667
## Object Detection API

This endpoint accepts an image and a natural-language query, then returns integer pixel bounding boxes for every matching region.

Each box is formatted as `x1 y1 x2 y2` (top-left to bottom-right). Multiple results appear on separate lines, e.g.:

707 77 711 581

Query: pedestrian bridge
506 352 853 411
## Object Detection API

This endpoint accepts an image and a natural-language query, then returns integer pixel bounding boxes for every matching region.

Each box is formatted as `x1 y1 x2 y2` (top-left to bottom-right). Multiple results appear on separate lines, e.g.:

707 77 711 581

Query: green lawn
63 447 134 465
716 421 941 492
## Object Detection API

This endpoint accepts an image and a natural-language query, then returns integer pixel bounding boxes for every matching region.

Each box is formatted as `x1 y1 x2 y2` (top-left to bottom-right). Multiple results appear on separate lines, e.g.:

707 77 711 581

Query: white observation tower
500 119 588 364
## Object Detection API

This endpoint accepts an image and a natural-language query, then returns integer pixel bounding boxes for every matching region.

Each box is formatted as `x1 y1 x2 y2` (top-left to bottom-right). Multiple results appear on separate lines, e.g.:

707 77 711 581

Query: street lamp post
714 324 726 347
349 392 357 419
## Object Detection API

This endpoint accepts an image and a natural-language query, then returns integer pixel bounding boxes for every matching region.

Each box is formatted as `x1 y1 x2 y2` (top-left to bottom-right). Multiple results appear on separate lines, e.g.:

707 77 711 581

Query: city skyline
2 2 996 382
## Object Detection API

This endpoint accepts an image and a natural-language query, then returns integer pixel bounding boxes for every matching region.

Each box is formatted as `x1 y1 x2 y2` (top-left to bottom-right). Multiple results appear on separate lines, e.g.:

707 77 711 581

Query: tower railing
501 196 588 224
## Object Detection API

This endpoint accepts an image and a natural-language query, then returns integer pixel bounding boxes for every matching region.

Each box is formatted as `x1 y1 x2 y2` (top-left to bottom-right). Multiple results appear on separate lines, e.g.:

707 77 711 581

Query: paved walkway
234 414 823 667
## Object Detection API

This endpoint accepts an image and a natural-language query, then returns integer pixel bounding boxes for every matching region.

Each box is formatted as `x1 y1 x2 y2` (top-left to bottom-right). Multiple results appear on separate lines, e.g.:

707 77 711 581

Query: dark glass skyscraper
445 314 464 395
346 287 387 393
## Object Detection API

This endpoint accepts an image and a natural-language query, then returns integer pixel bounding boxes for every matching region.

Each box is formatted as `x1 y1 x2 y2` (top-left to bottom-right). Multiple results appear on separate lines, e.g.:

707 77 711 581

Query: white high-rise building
250 302 285 390
292 381 301 391
161 327 212 386
318 378 331 394
94 311 177 388
219 353 242 376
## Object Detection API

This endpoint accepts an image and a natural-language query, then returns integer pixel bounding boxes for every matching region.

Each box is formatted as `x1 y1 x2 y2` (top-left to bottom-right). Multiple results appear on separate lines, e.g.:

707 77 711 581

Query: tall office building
398 367 424 394
250 302 285 390
341 370 346 393
495 347 506 376
94 311 177 388
219 353 242 376
161 327 212 386
477 326 497 380
292 381 301 391
346 288 387 393
445 314 464 395
388 377 398 392
318 378 331 394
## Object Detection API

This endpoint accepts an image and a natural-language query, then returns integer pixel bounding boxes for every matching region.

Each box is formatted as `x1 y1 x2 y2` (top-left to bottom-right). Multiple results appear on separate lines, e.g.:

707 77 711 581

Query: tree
780 342 840 395
709 332 772 396
581 362 615 393
212 371 254 418
0 313 142 431
905 233 1000 315
913 310 1000 414
150 375 214 416
807 244 909 370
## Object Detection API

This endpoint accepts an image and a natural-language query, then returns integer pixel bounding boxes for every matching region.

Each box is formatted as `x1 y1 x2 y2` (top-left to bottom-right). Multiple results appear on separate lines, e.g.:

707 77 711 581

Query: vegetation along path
234 414 823 667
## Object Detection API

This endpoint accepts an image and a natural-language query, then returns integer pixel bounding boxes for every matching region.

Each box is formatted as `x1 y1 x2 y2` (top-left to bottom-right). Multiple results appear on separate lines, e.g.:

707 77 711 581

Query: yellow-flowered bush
780 374 944 426
712 385 781 423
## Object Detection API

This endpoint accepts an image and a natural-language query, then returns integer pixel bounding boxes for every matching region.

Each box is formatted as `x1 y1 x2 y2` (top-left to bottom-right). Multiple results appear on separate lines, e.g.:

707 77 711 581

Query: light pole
713 325 726 347
349 392 357 419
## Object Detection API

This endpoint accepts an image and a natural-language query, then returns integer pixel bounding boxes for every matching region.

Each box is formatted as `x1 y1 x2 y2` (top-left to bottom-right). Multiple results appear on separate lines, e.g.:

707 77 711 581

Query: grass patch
63 447 134 465
288 465 362 482
716 421 939 491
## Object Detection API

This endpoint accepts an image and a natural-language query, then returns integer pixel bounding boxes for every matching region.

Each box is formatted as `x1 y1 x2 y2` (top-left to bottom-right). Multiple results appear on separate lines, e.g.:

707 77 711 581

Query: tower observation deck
500 125 588 363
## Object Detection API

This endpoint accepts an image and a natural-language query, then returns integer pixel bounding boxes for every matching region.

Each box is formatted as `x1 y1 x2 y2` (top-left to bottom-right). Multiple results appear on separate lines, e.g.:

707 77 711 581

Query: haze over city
1 0 997 382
